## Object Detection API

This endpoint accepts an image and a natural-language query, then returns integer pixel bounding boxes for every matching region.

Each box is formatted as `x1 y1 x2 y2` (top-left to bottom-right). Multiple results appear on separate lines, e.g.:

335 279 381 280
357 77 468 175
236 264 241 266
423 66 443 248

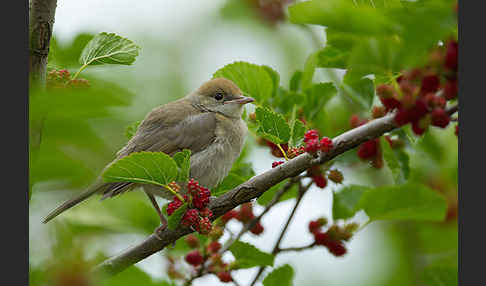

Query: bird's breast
189 115 247 189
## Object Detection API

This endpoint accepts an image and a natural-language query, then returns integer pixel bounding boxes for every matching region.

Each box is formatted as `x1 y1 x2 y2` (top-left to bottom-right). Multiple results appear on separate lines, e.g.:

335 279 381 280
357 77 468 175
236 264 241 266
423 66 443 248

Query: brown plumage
42 78 254 224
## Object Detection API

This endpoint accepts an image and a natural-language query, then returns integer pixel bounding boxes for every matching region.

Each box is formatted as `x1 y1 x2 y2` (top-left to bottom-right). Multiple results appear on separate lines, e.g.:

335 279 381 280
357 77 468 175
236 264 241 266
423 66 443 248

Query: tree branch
93 112 400 276
29 0 58 87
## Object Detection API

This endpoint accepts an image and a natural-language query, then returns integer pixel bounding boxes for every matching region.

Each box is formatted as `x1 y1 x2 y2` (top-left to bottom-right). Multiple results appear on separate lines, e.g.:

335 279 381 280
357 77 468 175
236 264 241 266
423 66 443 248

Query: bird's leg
144 191 167 240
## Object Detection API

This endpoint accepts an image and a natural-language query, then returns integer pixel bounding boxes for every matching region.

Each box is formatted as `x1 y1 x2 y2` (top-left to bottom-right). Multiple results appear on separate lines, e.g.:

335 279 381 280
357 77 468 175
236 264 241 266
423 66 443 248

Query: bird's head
187 78 254 118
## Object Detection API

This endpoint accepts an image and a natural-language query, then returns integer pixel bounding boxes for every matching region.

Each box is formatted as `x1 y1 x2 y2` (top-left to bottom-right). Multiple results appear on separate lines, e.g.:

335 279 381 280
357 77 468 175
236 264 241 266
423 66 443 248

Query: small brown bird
42 78 254 232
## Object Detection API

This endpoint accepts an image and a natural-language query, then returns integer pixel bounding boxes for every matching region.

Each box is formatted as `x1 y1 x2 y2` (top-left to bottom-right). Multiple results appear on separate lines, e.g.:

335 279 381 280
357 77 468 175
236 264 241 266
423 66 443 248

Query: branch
278 242 316 253
93 112 400 276
29 0 58 87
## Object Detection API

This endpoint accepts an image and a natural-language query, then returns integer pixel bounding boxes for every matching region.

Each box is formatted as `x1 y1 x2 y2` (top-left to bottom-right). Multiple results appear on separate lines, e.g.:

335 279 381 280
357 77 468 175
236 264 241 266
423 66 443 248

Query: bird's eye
215 93 224 101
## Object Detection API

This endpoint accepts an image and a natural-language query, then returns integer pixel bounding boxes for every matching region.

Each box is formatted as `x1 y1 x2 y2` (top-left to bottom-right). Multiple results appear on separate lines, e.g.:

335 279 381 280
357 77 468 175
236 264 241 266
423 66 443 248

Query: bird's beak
225 96 255 105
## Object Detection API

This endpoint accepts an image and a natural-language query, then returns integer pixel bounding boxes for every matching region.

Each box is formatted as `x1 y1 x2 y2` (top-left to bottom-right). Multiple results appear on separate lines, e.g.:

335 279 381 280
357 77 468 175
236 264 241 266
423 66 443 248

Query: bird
42 78 254 235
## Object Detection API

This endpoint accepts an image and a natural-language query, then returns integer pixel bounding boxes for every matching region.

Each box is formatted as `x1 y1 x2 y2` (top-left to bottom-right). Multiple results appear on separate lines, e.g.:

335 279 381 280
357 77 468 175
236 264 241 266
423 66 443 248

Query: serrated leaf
332 185 369 220
173 149 191 182
79 32 140 66
255 106 291 144
317 45 349 69
303 82 337 122
288 105 306 148
229 241 274 269
262 65 280 97
301 52 319 90
213 61 275 104
381 137 409 184
168 203 188 230
359 184 447 222
103 151 178 187
263 264 294 286
340 72 375 111
125 120 141 139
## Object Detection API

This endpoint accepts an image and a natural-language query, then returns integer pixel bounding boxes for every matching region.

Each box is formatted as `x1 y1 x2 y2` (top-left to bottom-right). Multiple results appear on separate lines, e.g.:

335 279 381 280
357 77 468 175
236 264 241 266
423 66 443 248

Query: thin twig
249 181 312 286
278 242 316 253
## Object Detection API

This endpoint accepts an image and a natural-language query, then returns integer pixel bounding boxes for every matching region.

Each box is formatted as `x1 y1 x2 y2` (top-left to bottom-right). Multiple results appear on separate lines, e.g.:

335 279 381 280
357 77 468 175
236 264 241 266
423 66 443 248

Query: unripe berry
400 80 418 96
207 241 221 254
376 84 394 98
327 169 344 184
349 114 361 128
185 234 200 249
185 250 203 266
272 161 284 168
67 79 90 88
320 137 333 153
313 174 327 188
168 181 180 192
371 106 386 118
217 271 233 283
198 217 212 235
431 108 450 128
287 146 305 159
250 222 264 235
208 225 224 240
249 112 256 121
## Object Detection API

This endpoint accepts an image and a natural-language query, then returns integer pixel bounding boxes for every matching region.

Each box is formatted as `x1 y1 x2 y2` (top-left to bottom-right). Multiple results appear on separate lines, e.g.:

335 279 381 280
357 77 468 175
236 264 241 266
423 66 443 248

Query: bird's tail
42 181 106 224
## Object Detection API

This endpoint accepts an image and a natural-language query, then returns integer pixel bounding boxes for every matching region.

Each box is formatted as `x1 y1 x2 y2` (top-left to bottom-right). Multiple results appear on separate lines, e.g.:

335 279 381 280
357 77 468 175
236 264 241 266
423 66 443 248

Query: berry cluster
303 129 333 155
166 179 213 234
221 203 265 235
376 39 458 136
46 69 90 89
308 218 358 257
181 232 233 282
307 165 344 189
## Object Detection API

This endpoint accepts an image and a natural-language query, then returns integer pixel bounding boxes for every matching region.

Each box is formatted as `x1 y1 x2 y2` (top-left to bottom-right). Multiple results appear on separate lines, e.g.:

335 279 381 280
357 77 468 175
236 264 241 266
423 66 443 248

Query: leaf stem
277 144 289 161
164 184 184 202
70 63 89 81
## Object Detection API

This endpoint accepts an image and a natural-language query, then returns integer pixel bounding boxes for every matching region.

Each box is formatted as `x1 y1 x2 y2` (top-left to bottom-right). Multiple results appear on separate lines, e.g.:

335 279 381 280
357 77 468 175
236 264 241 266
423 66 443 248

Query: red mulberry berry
326 240 347 257
221 210 238 224
181 209 200 227
200 207 213 218
357 139 378 160
444 40 458 71
185 250 203 266
314 231 330 246
412 120 426 135
304 129 320 142
198 217 212 235
313 175 327 188
250 222 264 235
320 137 333 153
207 241 221 254
431 108 450 128
237 203 254 223
421 74 440 94
305 138 320 154
272 161 284 168
193 186 211 210
443 79 458 100
217 271 233 283
372 106 386 118
308 220 321 234
167 196 184 216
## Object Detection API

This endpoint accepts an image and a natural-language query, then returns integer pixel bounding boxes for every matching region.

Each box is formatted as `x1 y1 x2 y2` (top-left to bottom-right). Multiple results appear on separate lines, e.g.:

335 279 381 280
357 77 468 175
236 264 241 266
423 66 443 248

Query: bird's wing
102 99 217 198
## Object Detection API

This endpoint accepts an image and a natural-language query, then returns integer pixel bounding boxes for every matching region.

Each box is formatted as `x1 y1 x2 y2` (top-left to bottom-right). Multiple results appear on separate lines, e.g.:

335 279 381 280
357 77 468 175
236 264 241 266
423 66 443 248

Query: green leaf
213 61 275 104
229 241 274 269
125 120 141 139
303 82 337 122
316 45 349 69
101 265 176 286
262 65 280 97
263 264 294 286
332 185 369 220
340 72 375 111
381 137 408 184
167 203 188 230
301 52 319 90
359 184 448 222
173 149 191 182
103 151 178 186
255 106 291 144
288 106 306 148
289 70 303 92
421 265 457 286
79 32 140 66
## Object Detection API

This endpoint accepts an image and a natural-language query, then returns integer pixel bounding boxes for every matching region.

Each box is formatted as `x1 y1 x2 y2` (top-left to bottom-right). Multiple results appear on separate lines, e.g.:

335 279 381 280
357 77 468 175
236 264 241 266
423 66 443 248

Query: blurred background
29 0 458 285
